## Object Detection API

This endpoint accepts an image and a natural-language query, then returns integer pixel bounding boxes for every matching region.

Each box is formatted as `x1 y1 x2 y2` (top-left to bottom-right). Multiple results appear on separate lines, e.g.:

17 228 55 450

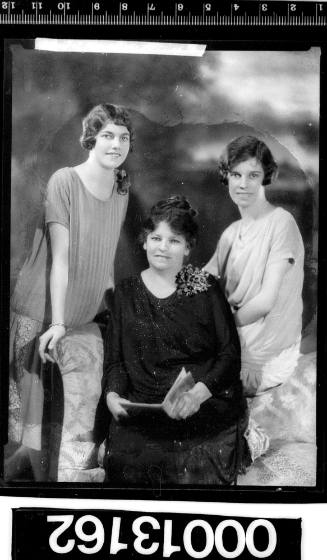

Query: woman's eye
171 239 180 244
121 136 130 142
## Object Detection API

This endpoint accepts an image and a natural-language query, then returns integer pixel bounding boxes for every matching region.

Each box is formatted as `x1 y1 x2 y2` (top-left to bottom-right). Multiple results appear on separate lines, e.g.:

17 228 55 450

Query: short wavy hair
140 195 199 249
80 103 135 151
218 135 278 186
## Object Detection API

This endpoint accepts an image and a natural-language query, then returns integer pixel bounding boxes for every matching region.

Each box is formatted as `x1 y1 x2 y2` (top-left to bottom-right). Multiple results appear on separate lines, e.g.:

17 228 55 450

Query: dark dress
103 273 248 486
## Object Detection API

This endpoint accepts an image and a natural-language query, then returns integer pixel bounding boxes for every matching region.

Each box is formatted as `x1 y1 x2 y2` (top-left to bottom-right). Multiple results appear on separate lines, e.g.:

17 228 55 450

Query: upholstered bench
237 351 316 486
55 324 316 486
55 322 105 482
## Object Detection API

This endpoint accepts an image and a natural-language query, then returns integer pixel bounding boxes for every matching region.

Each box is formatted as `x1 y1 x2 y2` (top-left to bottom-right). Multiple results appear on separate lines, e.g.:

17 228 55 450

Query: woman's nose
239 176 247 189
159 239 169 250
111 136 120 148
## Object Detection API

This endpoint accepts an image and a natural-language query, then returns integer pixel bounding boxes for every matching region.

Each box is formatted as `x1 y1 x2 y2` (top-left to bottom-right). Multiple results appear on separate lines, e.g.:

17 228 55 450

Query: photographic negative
1 40 323 496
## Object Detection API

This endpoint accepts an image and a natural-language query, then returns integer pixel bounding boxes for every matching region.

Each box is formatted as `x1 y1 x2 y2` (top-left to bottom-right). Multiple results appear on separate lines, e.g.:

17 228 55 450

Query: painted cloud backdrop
10 44 319 324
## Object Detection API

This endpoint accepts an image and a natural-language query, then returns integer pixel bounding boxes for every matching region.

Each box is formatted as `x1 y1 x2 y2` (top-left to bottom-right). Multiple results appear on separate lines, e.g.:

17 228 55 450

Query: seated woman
103 195 249 486
205 136 305 458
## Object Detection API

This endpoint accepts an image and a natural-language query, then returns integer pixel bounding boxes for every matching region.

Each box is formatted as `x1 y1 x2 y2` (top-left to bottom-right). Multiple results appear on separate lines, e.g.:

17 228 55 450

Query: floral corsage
176 264 210 297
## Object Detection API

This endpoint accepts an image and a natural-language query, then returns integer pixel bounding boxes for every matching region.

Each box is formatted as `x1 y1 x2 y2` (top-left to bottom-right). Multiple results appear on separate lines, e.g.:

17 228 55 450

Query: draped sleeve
193 277 241 396
103 285 129 397
266 211 303 266
44 169 71 228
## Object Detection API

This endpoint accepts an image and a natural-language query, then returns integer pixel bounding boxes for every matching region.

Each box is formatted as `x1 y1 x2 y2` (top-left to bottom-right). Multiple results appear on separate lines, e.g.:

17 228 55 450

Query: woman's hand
39 325 66 364
106 392 130 422
170 391 201 420
169 382 212 420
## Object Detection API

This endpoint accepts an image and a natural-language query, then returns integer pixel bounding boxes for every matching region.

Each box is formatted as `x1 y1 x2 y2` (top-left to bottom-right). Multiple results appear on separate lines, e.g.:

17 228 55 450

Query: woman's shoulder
270 206 301 234
206 273 225 295
220 220 240 241
114 276 140 295
271 206 296 224
47 167 76 193
48 166 74 182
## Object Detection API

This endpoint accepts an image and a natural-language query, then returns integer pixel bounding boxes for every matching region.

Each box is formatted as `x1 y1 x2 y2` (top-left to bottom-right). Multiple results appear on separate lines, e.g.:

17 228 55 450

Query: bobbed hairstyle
80 103 135 151
218 135 278 186
140 195 199 249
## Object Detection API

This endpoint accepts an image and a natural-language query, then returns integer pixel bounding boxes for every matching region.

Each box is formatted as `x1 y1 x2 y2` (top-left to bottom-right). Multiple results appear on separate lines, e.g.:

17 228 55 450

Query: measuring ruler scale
0 1 326 26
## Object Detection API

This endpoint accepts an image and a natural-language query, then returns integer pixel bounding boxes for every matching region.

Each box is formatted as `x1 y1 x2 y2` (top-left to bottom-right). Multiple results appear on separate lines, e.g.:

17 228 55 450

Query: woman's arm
171 278 241 420
39 223 69 363
234 259 292 327
103 285 131 420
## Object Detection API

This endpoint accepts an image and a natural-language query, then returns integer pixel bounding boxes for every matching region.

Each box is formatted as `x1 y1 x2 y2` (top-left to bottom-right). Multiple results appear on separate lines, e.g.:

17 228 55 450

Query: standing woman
205 136 304 456
7 103 134 480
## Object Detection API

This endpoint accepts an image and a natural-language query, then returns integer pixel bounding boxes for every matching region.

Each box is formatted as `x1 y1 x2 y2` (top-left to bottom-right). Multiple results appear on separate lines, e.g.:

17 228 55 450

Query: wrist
49 322 66 329
107 391 120 401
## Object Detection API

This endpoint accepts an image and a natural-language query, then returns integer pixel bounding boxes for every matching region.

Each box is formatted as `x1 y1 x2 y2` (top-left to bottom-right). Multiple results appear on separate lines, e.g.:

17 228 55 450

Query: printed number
57 2 70 9
290 3 297 11
48 515 75 554
93 3 100 10
246 520 277 559
47 515 276 558
261 4 268 11
177 3 184 11
2 1 15 7
48 515 105 554
204 3 211 11
121 2 128 10
233 4 240 11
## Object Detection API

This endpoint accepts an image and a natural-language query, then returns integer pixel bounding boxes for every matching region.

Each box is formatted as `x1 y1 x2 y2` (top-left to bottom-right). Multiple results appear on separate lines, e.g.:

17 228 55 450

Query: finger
176 405 189 419
43 352 56 364
171 396 185 414
118 408 129 417
166 405 179 419
39 335 52 361
39 347 47 363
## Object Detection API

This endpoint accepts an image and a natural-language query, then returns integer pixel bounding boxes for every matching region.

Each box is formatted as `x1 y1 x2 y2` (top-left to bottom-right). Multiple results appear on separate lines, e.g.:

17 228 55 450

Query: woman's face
228 157 265 209
143 221 190 275
92 121 130 169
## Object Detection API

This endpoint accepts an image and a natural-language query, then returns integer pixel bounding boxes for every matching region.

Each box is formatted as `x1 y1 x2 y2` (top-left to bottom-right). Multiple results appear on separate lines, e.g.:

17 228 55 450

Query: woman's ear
184 245 190 257
271 168 279 184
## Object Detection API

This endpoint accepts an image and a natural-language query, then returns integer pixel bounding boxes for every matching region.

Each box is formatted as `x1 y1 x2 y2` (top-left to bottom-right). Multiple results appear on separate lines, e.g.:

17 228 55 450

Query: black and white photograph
2 40 320 492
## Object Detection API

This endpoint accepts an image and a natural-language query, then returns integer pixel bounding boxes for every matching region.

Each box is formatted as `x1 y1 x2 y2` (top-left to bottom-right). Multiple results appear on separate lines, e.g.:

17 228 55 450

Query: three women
9 123 305 484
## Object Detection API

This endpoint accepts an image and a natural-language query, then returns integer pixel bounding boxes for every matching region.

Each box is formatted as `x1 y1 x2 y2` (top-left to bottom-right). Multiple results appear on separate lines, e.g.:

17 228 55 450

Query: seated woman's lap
105 411 248 486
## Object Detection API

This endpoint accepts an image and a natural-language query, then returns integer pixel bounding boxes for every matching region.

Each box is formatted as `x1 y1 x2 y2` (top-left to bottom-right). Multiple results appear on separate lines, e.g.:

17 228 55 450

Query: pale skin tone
38 121 131 363
106 220 212 422
5 121 131 481
215 157 291 327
